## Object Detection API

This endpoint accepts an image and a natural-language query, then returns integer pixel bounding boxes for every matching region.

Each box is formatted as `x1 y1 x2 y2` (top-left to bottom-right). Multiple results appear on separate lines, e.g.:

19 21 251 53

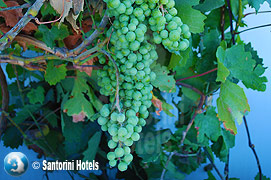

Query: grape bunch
96 0 190 171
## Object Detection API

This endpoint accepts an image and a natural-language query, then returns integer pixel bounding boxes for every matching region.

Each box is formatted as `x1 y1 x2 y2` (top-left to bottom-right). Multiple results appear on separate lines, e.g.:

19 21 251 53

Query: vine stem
244 11 271 17
226 0 236 44
176 68 218 82
0 3 31 11
236 24 271 34
100 50 121 113
243 116 262 180
160 83 205 180
204 147 225 180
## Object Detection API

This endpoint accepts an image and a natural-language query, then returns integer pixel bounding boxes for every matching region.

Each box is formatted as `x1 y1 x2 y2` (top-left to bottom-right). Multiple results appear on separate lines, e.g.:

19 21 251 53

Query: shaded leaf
82 131 102 162
27 86 45 104
194 0 225 12
247 0 271 11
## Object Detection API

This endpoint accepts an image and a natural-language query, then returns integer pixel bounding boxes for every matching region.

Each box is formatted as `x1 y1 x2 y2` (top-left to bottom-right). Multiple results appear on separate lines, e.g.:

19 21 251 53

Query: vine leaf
13 104 42 124
45 61 67 85
216 44 268 91
1 127 23 149
217 80 250 134
0 0 7 8
255 173 270 180
151 63 176 93
194 0 225 12
175 0 206 34
211 129 235 162
36 24 69 48
63 72 95 120
27 86 45 104
82 131 102 162
194 107 221 144
247 0 271 11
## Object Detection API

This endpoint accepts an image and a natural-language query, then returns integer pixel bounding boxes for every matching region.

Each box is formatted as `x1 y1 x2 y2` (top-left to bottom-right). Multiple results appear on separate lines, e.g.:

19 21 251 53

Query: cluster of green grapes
96 0 190 171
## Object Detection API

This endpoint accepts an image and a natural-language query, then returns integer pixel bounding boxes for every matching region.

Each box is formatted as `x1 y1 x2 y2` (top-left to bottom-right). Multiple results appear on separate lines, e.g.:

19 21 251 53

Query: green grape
128 116 139 126
134 125 142 133
169 8 177 16
124 138 133 146
125 61 133 69
108 0 120 9
100 105 110 117
112 135 119 142
128 23 137 31
139 118 146 126
108 126 118 136
167 21 177 31
115 147 124 157
160 30 169 39
126 124 134 132
124 154 133 163
166 0 175 8
184 31 191 39
98 116 108 125
131 18 139 25
101 125 108 131
111 112 119 122
117 3 126 14
107 152 116 161
126 31 136 42
133 7 143 17
124 146 131 154
118 127 128 136
109 160 117 167
160 0 168 5
131 132 140 141
125 6 133 15
108 140 117 149
122 27 129 34
153 34 162 44
118 162 128 171
169 30 181 41
135 28 144 38
117 113 126 123
136 62 144 70
126 109 136 117
129 41 140 51
179 40 189 51
129 68 137 76
133 91 142 100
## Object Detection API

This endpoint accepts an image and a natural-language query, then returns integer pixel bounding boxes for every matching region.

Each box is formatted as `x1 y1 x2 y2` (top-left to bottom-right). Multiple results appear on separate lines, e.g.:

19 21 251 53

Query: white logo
32 161 40 170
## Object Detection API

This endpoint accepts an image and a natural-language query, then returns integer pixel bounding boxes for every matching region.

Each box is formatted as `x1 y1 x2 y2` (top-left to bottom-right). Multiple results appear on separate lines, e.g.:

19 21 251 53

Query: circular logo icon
32 161 40 170
4 152 29 177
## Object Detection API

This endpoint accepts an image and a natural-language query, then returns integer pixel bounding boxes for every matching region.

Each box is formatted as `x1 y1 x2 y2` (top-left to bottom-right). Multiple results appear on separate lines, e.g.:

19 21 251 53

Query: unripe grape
126 31 136 42
131 132 140 141
124 146 131 154
133 7 144 17
118 162 128 171
107 152 116 161
100 105 110 117
108 0 120 8
130 41 140 51
111 112 119 122
109 160 117 167
169 8 177 16
118 127 128 137
117 3 126 14
98 116 108 126
117 113 126 123
108 140 117 149
124 138 133 146
115 147 125 157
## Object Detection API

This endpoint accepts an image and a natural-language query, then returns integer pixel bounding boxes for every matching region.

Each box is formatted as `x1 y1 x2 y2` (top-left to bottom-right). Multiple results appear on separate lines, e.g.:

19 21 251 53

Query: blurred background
1 2 271 180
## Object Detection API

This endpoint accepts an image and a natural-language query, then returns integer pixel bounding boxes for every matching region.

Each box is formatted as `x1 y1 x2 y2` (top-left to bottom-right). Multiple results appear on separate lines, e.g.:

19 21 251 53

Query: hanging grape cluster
96 0 190 171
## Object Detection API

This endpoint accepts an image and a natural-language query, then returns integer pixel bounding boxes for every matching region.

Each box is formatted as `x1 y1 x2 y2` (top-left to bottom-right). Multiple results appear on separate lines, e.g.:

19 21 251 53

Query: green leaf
63 72 95 119
161 101 175 117
0 0 7 8
168 47 191 70
27 86 45 104
216 47 230 83
244 42 263 66
175 0 207 33
247 0 271 11
216 44 267 91
45 61 67 85
151 63 176 93
13 104 42 124
41 2 57 16
82 131 102 162
211 129 235 162
36 24 69 48
1 127 23 149
194 0 225 12
135 129 171 162
204 171 216 180
255 173 270 180
194 107 222 144
217 80 250 134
